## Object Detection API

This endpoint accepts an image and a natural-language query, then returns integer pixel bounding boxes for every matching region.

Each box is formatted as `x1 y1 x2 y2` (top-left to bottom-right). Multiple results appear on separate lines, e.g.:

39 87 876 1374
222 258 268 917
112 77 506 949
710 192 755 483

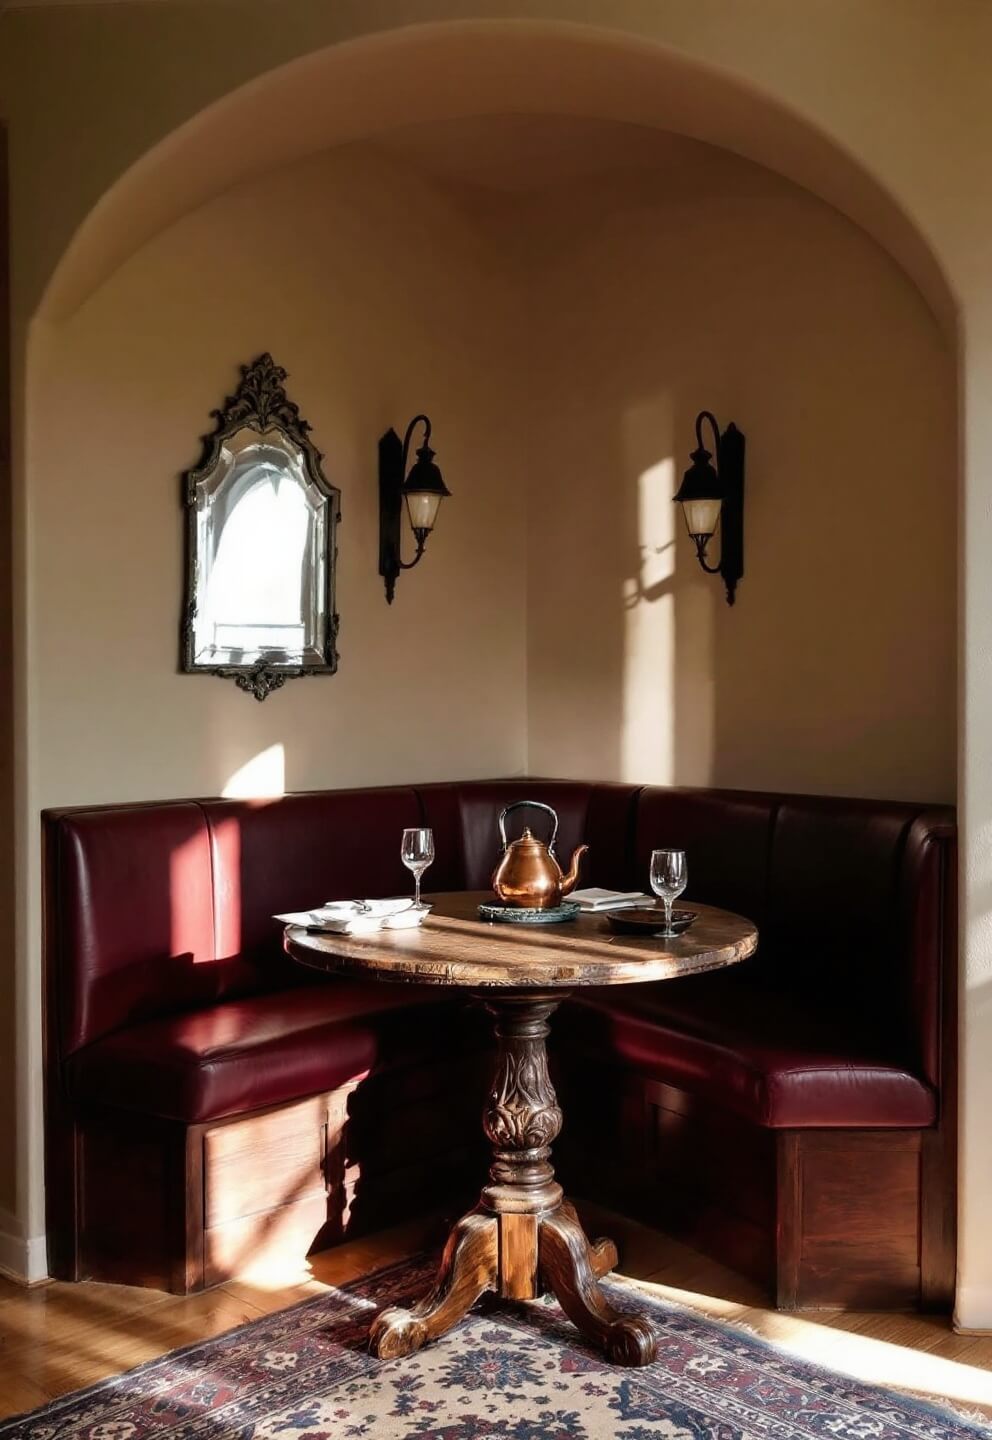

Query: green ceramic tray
477 900 581 925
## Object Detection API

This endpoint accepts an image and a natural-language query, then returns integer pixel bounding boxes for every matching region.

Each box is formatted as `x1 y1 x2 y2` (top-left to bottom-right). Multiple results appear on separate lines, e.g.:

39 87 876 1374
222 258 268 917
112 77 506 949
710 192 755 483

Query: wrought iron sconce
673 411 746 606
379 415 451 604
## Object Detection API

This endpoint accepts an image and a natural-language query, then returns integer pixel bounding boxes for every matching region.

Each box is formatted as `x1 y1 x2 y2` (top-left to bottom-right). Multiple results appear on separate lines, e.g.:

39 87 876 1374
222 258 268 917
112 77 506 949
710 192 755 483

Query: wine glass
401 827 435 910
650 848 687 938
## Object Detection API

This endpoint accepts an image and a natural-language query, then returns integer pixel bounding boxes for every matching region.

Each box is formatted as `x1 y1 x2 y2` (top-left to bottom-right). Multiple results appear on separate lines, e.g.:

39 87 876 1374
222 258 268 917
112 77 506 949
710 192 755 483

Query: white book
569 888 650 911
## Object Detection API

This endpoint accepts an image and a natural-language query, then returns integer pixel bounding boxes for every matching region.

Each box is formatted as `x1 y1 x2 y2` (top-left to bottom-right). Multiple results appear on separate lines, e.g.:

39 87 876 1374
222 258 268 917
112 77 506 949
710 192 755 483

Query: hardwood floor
2 1205 992 1422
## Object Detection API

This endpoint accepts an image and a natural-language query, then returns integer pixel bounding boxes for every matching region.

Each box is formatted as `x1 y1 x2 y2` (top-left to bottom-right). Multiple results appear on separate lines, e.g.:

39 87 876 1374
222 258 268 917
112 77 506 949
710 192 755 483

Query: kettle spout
560 844 589 897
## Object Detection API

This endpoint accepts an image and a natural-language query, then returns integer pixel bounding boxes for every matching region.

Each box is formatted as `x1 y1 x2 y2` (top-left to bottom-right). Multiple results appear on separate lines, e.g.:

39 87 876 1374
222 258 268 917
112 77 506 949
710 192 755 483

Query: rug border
0 1251 988 1438
600 1281 992 1435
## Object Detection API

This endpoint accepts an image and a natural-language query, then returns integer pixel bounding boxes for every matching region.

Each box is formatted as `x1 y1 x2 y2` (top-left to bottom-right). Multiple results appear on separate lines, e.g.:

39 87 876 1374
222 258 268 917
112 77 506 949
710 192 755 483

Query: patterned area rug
1 1255 988 1440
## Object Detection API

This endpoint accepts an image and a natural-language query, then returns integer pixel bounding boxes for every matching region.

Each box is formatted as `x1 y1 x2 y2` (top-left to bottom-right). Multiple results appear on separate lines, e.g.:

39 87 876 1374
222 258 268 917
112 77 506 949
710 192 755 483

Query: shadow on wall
523 168 956 804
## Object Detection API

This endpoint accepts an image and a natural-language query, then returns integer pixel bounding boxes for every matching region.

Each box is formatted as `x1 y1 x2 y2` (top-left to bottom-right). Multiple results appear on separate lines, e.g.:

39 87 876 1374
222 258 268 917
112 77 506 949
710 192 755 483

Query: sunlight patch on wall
222 743 286 798
621 457 677 784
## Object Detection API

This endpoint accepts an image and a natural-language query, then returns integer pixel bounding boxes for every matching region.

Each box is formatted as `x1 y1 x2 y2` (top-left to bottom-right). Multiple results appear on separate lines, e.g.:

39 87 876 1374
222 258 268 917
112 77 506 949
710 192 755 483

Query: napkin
328 898 415 918
275 898 429 934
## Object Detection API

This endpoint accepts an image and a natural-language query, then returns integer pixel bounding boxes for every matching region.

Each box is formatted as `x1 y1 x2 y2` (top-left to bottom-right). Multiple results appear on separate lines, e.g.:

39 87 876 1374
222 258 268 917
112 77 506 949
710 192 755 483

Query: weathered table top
285 890 757 989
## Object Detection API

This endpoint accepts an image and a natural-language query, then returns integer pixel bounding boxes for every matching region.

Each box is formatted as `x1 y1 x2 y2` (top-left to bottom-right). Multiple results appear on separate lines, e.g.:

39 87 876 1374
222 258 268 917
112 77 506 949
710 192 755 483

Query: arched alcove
14 16 962 1305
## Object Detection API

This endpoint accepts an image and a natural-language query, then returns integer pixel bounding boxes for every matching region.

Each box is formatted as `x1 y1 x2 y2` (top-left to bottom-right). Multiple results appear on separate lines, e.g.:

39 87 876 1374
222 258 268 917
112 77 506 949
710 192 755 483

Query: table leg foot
539 1207 657 1367
369 1209 498 1360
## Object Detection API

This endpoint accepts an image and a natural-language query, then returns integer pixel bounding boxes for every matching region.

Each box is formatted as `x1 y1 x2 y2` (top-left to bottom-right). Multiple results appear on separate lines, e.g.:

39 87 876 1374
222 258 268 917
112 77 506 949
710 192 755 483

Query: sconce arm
397 533 429 571
693 535 723 574
695 409 721 456
402 414 432 470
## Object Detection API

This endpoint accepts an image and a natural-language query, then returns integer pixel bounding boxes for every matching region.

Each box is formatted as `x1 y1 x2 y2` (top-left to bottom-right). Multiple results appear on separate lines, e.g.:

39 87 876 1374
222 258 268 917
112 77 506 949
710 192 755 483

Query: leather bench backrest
45 780 953 1090
201 788 424 989
633 787 777 928
45 804 218 1057
764 797 917 990
631 786 954 1088
764 798 953 1084
901 811 955 1087
45 787 425 1057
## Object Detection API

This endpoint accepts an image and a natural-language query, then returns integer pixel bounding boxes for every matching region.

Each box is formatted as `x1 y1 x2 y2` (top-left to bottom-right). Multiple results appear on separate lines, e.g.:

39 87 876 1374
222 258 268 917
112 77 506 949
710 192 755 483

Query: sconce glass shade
403 442 451 535
673 446 725 540
681 496 723 540
405 488 444 533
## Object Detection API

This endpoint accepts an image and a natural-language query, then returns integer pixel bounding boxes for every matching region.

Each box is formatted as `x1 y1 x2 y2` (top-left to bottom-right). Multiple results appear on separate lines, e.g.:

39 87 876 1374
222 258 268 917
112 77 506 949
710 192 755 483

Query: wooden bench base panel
55 1055 486 1293
556 1070 954 1312
51 1056 954 1309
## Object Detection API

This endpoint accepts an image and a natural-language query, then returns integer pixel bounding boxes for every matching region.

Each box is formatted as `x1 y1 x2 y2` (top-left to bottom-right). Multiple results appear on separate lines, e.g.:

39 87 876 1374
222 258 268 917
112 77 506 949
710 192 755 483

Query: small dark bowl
605 907 697 937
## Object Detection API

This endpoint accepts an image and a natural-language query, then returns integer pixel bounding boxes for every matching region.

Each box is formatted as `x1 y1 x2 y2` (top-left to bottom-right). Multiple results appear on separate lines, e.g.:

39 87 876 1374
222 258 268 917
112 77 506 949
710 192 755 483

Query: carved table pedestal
372 991 655 1364
286 890 757 1367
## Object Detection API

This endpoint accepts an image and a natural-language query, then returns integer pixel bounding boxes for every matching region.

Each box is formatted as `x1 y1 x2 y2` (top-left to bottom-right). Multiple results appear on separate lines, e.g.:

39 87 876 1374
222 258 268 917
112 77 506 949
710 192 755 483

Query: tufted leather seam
624 785 646 886
763 798 782 933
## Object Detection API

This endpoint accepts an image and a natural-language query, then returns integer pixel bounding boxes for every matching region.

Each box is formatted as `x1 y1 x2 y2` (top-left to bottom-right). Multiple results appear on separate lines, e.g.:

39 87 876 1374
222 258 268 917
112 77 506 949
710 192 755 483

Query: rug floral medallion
1 1256 987 1440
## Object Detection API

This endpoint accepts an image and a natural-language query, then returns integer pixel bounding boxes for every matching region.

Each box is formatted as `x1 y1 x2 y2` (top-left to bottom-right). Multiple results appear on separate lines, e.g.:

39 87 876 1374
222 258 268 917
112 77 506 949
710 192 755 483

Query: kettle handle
498 800 560 856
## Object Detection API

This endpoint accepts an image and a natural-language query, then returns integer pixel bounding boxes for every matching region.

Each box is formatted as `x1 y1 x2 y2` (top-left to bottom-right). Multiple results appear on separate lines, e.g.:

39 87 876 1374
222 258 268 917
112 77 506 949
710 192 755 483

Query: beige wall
5 1 992 1319
32 147 528 816
33 132 956 816
523 155 955 801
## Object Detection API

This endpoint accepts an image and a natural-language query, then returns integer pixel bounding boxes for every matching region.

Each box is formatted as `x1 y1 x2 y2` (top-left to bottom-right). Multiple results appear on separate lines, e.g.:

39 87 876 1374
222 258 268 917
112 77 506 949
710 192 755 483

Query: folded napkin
569 887 650 911
275 897 429 935
317 898 414 918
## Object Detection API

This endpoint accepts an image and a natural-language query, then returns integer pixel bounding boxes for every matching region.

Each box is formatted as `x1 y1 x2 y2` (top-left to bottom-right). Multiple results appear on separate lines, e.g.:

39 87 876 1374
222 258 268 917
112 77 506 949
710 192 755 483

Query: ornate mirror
181 355 340 699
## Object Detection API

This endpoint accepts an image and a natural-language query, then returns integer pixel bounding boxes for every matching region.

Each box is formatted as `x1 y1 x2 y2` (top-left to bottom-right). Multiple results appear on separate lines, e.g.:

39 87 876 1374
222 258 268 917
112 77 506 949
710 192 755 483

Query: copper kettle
492 801 588 909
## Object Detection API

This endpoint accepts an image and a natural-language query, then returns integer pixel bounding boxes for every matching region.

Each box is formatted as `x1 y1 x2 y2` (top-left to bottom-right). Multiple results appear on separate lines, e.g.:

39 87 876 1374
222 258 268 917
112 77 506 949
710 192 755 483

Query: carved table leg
539 1204 657 1365
368 989 656 1366
369 1208 498 1358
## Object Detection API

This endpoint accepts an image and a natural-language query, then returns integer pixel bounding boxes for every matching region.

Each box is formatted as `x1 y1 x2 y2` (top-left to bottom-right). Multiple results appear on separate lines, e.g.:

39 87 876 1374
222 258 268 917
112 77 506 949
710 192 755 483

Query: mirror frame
180 354 341 700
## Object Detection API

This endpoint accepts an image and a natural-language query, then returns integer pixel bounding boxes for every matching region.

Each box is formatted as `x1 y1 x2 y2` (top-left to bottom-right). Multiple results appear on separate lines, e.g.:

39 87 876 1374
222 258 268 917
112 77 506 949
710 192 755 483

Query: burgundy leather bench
43 778 955 1309
554 786 956 1310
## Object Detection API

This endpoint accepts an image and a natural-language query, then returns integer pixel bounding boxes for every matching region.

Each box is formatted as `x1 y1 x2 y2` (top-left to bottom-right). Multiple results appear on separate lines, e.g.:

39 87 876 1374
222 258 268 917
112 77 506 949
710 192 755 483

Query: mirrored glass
192 429 327 668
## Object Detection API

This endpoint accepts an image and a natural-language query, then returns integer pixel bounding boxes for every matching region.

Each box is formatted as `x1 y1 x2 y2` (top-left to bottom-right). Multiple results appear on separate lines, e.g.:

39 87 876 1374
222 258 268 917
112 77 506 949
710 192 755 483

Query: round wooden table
286 891 757 1367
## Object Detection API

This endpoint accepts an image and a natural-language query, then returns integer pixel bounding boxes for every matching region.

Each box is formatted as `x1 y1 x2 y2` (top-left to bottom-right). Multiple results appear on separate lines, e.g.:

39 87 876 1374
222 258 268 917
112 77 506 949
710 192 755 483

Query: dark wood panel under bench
43 778 955 1309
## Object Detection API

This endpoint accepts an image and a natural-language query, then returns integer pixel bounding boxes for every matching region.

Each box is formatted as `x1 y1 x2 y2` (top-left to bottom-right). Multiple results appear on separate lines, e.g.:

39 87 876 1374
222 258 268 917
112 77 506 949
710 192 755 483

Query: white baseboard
0 1206 48 1285
954 1283 992 1332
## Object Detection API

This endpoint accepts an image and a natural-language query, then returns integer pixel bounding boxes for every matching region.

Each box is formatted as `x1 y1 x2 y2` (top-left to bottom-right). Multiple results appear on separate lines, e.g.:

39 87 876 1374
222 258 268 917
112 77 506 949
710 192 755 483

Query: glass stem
414 873 422 908
664 897 673 934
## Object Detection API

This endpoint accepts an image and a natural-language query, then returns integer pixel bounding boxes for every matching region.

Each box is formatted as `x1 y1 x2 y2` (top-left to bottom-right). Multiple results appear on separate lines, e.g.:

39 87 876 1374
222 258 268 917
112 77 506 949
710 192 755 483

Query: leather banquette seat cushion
45 779 953 1133
567 971 936 1128
65 980 467 1124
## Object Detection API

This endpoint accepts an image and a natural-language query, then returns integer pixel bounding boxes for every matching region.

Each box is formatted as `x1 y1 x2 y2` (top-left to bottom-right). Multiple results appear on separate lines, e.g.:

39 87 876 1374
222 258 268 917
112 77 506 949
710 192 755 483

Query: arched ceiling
38 20 954 333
